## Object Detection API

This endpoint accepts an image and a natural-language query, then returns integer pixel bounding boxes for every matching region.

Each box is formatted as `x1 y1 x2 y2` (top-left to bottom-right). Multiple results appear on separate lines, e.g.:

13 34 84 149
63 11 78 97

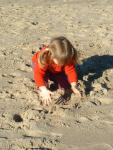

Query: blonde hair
38 36 78 68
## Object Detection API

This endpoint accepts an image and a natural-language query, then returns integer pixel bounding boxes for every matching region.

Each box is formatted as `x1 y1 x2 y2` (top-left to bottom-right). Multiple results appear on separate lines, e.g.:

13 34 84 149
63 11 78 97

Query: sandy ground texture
0 0 113 149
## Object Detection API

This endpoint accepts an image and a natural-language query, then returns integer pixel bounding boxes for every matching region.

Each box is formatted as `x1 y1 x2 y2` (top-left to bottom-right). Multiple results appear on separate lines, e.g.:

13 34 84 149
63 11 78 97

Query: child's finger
72 89 81 97
75 91 81 97
41 98 46 106
49 91 54 95
48 96 52 104
44 97 52 106
41 97 48 106
47 99 51 106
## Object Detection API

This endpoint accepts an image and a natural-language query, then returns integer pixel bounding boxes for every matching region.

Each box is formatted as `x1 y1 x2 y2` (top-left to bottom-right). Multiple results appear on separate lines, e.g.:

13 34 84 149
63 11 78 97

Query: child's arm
64 64 78 83
32 55 54 105
33 65 54 105
64 64 81 97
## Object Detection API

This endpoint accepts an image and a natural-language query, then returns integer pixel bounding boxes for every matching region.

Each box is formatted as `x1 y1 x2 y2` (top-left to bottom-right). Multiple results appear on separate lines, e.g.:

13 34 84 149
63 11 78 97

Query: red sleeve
64 64 78 83
32 52 47 87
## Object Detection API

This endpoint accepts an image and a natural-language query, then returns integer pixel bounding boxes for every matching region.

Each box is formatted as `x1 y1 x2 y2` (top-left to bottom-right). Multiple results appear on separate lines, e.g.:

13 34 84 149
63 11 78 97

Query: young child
32 36 81 106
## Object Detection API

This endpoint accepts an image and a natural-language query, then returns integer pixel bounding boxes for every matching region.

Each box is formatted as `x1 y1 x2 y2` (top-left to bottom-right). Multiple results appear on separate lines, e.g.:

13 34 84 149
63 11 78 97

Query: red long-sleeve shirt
32 48 78 87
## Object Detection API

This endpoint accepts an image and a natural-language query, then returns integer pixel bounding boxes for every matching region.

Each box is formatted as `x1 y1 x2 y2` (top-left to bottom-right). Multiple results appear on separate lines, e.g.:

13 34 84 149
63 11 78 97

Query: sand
0 0 113 149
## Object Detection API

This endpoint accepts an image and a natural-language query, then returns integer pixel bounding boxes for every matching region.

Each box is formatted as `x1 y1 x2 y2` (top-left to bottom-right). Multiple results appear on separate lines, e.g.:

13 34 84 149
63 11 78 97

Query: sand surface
0 0 113 149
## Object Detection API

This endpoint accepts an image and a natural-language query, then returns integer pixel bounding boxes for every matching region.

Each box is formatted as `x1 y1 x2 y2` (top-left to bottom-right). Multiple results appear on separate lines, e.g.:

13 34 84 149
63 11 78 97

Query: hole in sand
13 114 23 122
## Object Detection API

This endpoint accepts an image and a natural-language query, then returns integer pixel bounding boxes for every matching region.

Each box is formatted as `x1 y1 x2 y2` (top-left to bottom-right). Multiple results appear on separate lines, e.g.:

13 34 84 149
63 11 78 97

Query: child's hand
39 86 54 106
71 82 81 97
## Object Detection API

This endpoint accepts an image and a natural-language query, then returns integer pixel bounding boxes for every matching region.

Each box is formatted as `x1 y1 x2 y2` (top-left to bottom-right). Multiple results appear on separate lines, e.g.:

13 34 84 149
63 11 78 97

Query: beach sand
0 0 113 149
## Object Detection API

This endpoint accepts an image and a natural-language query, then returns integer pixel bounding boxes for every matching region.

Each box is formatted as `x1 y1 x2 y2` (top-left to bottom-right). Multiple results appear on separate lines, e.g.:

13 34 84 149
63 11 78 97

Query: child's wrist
71 82 78 90
71 82 77 88
39 86 47 91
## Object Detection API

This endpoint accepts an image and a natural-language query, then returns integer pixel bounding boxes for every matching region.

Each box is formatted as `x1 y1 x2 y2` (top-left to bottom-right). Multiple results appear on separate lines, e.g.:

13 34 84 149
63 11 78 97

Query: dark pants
45 71 71 90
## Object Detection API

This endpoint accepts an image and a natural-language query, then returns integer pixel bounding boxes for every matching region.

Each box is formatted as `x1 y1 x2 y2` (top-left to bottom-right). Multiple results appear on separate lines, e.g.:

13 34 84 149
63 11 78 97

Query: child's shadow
77 55 113 95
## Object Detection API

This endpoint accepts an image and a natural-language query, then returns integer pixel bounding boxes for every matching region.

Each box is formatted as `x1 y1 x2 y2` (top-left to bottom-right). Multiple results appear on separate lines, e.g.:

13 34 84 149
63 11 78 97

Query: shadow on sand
55 55 113 104
77 54 113 95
